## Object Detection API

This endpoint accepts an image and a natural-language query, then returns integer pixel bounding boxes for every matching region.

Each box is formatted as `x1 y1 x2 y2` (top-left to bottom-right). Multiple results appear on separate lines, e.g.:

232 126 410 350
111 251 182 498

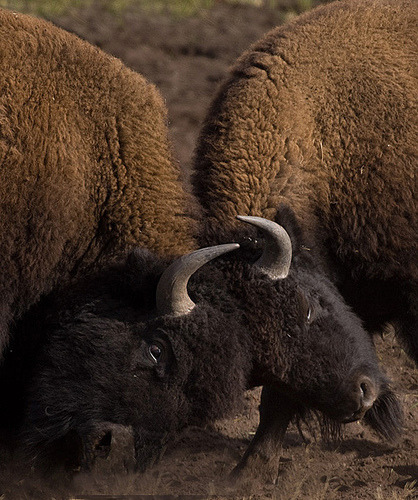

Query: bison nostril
358 376 377 411
94 430 112 459
97 431 112 448
360 382 368 398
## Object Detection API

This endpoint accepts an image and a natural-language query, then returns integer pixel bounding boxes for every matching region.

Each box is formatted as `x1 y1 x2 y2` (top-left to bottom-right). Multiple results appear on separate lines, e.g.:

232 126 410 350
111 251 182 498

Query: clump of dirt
0 2 416 499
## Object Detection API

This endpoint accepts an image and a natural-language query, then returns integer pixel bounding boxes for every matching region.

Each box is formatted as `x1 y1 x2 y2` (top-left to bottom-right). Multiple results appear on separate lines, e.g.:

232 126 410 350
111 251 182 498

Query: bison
0 1 406 482
2 211 402 479
0 8 196 357
191 0 416 478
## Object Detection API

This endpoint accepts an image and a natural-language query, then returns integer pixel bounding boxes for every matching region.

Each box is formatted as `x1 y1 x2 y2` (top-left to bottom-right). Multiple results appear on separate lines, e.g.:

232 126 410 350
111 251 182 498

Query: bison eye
297 290 313 324
149 344 162 363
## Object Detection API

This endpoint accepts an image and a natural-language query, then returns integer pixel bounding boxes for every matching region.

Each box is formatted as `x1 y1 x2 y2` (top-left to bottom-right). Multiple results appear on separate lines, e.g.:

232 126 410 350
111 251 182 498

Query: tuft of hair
294 408 343 445
363 387 404 442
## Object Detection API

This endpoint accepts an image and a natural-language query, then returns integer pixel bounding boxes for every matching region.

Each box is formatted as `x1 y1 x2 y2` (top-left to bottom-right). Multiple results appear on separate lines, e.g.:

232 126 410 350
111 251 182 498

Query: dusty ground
0 1 417 499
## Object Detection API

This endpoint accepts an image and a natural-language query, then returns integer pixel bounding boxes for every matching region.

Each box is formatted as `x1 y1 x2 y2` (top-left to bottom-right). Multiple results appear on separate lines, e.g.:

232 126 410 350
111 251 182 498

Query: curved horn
236 215 292 280
156 243 240 317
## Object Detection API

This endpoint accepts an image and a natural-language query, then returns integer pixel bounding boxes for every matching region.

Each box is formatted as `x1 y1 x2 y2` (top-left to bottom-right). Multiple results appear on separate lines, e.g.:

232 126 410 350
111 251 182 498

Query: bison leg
231 386 297 484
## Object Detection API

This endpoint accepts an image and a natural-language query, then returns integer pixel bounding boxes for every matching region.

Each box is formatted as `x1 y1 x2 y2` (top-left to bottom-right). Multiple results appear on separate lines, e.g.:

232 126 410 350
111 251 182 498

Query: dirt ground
1 1 417 499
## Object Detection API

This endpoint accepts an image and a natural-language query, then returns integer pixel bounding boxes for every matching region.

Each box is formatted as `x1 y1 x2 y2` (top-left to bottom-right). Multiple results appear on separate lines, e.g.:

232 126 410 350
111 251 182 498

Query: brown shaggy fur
193 0 417 353
0 10 196 354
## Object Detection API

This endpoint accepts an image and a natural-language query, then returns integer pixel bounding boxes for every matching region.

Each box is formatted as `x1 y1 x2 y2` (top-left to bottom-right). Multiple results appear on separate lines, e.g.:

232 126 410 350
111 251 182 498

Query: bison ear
236 216 292 280
156 244 240 316
274 204 317 264
274 205 305 251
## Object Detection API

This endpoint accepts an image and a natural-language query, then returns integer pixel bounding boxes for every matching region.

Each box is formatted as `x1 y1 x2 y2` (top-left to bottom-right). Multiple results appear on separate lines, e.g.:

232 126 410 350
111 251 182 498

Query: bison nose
348 375 378 421
342 375 379 423
85 423 136 472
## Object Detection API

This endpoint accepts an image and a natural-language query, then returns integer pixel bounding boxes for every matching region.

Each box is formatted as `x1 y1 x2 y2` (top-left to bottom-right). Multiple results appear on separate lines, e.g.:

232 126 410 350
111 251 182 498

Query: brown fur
193 0 417 353
0 10 197 353
194 0 416 278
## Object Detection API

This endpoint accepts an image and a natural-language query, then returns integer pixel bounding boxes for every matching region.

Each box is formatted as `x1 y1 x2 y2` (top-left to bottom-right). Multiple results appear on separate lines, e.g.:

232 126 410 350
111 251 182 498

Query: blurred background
0 0 330 171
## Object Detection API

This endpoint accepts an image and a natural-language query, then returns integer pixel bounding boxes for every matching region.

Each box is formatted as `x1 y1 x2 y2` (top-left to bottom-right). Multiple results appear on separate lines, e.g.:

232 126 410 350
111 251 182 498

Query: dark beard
294 385 403 445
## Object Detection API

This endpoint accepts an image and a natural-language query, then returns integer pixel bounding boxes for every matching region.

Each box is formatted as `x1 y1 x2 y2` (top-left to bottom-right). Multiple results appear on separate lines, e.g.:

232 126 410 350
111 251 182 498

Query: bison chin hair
294 408 343 445
363 386 404 442
294 386 403 445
